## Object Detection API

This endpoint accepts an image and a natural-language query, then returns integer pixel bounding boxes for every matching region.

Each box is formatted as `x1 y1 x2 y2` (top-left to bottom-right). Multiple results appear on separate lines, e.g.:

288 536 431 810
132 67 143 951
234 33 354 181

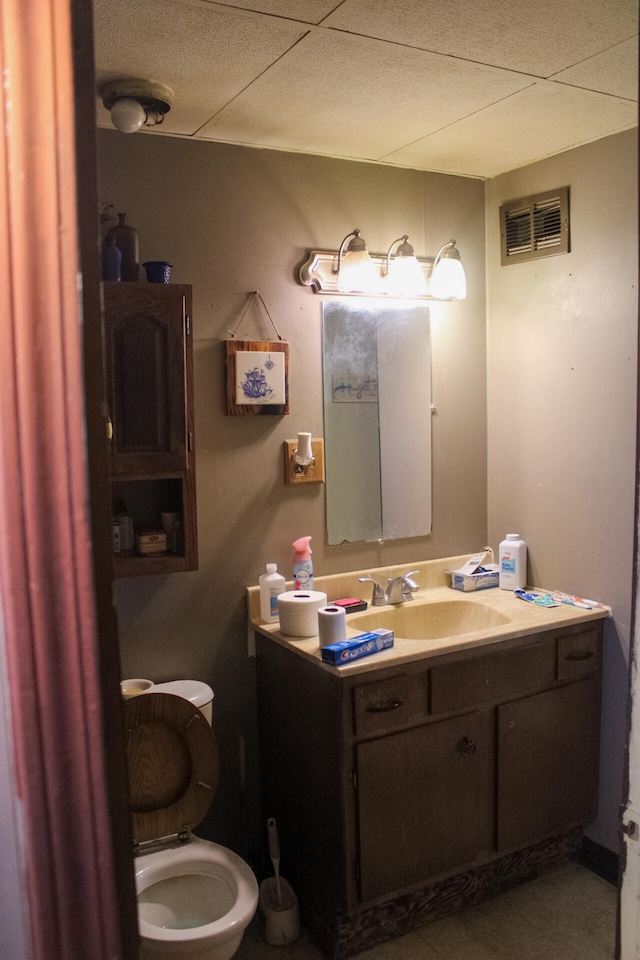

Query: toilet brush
267 817 282 907
259 817 300 945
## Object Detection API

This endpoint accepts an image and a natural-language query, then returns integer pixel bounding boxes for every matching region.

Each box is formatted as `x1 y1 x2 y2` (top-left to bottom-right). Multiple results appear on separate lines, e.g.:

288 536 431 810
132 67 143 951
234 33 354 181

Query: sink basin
348 599 512 641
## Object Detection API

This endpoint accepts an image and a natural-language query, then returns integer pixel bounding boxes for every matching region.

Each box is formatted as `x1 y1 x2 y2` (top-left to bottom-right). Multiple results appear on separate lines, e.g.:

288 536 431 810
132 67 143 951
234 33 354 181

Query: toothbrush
551 590 601 608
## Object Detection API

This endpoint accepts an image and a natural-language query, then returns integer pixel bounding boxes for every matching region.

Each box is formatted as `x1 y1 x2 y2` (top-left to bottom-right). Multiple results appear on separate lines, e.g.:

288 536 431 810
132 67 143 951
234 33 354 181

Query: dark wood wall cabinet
103 283 198 577
255 621 603 958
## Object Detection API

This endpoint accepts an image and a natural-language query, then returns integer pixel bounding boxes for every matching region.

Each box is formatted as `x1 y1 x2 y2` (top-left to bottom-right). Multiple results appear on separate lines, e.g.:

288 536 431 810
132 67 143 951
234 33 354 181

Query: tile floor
237 861 617 960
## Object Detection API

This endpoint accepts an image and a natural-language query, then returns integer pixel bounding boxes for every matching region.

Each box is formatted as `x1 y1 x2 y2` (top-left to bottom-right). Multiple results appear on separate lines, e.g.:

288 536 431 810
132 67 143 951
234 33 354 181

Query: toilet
123 681 258 960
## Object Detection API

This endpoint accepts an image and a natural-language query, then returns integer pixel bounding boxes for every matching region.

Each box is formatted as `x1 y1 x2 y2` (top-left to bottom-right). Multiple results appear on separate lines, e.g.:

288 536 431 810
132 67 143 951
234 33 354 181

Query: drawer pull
565 650 594 661
365 699 404 713
457 736 477 756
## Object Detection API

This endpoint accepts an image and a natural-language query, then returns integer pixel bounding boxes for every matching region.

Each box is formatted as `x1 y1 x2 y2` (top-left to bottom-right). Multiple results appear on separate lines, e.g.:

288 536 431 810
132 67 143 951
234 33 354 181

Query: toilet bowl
124 690 258 960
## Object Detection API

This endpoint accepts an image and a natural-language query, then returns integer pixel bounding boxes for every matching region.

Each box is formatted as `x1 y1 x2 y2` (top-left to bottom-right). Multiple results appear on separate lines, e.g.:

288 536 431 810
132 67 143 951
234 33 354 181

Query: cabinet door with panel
104 283 191 476
103 283 197 577
497 675 599 850
356 711 488 901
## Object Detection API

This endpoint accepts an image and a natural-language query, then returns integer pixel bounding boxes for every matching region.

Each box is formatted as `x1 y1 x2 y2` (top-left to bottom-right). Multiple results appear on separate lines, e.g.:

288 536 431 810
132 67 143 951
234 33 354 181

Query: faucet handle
402 570 421 592
358 576 385 603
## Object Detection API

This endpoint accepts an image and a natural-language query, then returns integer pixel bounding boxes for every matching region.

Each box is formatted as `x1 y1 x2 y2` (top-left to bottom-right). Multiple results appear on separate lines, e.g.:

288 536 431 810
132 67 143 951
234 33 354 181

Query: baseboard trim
579 836 619 886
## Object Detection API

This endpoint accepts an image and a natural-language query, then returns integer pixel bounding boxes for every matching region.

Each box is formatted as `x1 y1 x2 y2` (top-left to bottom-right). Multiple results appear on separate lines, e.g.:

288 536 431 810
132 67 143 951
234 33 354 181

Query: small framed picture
225 340 289 416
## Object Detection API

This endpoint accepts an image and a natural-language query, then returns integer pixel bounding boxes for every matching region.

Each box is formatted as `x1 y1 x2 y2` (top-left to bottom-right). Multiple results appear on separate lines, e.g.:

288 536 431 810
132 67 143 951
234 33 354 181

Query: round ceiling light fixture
99 79 173 133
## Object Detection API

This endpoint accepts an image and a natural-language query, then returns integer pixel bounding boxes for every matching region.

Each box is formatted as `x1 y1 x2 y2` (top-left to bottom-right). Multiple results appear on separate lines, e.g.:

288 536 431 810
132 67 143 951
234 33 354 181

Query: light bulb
110 97 146 134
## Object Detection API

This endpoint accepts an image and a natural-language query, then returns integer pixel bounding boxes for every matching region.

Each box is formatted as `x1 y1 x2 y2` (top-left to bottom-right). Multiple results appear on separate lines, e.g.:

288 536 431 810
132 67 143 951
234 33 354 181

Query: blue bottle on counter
102 234 121 281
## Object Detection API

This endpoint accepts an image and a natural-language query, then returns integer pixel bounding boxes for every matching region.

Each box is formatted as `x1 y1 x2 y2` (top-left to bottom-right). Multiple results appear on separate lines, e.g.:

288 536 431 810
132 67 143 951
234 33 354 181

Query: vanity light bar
299 239 466 300
299 249 433 298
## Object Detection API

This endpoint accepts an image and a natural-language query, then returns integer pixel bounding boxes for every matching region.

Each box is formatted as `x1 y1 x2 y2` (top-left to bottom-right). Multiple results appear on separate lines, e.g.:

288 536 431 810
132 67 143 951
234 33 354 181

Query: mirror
322 301 432 544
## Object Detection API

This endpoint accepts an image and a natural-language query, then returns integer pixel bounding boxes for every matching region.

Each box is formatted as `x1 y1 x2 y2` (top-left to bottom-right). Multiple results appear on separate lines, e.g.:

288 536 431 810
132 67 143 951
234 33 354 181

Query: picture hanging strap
228 290 285 341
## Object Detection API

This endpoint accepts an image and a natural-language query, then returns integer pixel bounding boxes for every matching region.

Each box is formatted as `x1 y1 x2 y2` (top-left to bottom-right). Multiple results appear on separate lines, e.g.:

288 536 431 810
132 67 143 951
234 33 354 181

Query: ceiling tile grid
94 0 309 135
322 0 639 76
93 0 639 178
551 37 639 101
196 30 534 159
382 81 638 179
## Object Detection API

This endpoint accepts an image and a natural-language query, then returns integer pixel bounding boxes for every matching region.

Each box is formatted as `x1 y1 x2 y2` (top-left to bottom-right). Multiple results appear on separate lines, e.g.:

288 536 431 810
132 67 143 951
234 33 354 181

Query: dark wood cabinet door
356 712 485 901
497 676 599 850
104 283 190 476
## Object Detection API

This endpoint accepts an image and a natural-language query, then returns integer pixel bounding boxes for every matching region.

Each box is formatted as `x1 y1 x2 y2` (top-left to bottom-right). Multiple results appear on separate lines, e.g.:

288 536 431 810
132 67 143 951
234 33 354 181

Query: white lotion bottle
499 534 527 590
259 563 286 622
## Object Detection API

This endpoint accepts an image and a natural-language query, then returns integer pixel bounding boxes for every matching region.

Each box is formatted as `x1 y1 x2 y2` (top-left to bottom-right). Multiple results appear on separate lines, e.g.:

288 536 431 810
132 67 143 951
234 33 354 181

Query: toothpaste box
321 628 394 665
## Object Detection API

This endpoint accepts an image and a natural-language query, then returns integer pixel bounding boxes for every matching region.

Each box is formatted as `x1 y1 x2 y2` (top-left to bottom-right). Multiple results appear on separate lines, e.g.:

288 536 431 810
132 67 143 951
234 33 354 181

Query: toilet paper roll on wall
278 590 328 637
317 605 347 647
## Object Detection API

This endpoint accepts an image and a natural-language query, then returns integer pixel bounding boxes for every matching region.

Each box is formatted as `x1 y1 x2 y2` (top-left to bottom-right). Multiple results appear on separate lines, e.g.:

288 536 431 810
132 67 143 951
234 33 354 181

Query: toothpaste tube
321 628 394 665
514 590 560 607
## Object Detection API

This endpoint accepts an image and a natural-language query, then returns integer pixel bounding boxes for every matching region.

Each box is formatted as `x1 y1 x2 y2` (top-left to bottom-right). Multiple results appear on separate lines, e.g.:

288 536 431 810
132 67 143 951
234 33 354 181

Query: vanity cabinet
255 620 602 958
103 283 197 576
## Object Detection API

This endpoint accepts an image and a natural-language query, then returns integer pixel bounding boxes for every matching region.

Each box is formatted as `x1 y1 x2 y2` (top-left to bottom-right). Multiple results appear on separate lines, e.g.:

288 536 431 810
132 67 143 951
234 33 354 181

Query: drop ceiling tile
93 0 308 135
323 0 639 77
197 30 533 158
383 81 638 178
552 38 639 101
206 0 340 21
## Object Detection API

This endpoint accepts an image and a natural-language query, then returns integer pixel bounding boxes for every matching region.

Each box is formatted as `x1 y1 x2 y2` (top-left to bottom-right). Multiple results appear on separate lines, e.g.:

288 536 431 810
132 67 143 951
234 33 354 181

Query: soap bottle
292 536 313 590
499 534 527 590
259 563 286 622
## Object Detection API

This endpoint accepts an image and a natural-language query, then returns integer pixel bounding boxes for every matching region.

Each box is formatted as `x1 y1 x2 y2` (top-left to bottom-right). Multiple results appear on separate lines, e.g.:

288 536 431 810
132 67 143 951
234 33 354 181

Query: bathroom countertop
247 555 611 676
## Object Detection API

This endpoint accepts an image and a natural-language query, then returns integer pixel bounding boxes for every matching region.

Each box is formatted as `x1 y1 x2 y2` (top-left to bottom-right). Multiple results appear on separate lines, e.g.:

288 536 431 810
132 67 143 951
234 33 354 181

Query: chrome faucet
358 569 421 606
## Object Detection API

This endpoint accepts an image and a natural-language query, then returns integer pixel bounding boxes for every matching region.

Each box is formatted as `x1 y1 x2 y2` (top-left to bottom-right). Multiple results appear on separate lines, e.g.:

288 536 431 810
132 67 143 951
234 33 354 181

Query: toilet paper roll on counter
278 590 328 637
318 605 347 647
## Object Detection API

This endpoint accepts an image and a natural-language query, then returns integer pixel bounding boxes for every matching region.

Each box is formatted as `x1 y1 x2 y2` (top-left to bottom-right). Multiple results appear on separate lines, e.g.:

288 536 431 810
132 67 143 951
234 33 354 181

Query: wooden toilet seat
124 692 219 846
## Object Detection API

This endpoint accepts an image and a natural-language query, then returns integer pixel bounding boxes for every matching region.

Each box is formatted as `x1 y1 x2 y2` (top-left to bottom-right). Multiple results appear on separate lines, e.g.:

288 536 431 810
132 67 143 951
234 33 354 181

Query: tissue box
321 628 394 665
449 565 499 592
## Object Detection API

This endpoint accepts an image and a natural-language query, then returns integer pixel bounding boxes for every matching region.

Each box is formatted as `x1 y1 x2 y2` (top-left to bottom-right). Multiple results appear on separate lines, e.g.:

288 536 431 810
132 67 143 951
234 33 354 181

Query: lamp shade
429 241 467 300
337 230 381 294
386 236 428 297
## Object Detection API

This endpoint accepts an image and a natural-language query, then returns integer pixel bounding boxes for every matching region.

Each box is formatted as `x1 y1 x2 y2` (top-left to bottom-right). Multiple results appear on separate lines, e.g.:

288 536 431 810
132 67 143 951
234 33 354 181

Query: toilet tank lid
148 680 213 709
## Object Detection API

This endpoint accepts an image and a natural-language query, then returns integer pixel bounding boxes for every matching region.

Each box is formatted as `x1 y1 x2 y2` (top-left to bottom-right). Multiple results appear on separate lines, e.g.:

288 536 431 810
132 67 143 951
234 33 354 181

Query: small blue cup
143 260 172 283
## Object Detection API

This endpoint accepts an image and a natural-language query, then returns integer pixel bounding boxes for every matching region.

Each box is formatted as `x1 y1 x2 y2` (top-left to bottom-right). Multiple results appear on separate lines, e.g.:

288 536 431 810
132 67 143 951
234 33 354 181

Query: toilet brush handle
267 817 280 869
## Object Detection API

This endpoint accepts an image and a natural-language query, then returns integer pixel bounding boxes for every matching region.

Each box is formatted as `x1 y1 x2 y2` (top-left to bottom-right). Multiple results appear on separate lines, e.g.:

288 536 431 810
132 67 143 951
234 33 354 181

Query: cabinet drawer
430 640 556 714
557 627 600 680
353 674 426 735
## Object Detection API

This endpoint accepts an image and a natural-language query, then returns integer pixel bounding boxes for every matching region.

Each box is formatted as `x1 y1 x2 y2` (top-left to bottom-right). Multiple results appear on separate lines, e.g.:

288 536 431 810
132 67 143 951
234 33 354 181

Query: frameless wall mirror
322 301 432 544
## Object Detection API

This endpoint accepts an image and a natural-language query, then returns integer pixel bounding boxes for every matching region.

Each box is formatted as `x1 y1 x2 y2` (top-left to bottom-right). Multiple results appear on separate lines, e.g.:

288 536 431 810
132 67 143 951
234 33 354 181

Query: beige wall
97 131 487 854
98 127 638 859
485 129 638 851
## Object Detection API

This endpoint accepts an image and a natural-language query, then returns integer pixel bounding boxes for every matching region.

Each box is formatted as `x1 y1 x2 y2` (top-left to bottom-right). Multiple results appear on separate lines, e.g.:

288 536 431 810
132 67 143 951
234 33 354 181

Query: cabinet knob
565 650 594 661
456 736 477 756
106 416 113 441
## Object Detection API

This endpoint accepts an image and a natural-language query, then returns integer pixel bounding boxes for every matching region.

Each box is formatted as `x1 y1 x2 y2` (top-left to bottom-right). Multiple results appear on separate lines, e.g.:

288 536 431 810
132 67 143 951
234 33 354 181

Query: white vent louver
500 187 569 266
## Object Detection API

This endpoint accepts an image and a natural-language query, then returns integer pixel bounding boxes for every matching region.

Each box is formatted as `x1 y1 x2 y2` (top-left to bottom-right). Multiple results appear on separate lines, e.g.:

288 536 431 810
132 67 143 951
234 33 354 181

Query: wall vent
499 187 569 266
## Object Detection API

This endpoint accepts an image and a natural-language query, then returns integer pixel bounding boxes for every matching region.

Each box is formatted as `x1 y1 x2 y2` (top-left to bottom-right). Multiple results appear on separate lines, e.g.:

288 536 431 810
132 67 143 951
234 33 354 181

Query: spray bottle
292 536 313 590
